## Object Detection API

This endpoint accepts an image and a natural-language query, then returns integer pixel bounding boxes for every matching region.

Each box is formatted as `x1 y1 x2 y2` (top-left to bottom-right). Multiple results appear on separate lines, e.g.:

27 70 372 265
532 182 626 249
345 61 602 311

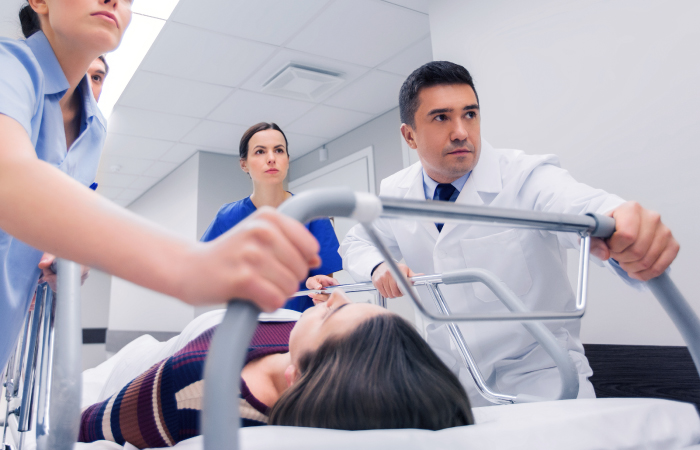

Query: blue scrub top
0 32 106 371
201 196 343 312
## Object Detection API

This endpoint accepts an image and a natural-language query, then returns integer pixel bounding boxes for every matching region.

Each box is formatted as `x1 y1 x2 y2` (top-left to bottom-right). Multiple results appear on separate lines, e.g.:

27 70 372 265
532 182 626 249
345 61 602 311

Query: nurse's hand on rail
180 207 321 312
589 201 679 281
37 252 90 291
372 262 422 298
306 275 339 304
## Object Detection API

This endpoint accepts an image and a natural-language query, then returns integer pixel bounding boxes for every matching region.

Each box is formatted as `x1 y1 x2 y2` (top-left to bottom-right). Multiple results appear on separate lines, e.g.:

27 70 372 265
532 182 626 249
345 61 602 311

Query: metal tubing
17 291 44 432
362 223 586 321
204 188 364 450
2 348 16 448
375 291 387 309
647 272 700 376
575 236 591 309
202 302 259 450
42 260 82 450
424 283 515 405
379 198 600 235
12 313 32 398
34 285 55 448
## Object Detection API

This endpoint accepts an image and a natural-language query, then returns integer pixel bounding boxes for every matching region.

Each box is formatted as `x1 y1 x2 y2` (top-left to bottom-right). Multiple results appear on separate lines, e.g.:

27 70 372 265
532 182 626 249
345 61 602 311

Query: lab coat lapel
398 164 440 242
437 140 503 241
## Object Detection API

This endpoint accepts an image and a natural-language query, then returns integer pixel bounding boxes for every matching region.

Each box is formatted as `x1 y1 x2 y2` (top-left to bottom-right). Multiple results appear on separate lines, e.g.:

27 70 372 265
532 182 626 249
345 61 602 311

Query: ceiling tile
143 161 180 178
98 155 156 176
285 105 372 139
378 35 432 76
286 0 430 67
208 90 316 127
285 132 327 159
381 0 430 14
95 173 139 188
119 71 233 118
130 176 161 190
113 198 132 207
324 70 404 114
117 189 144 203
170 0 330 46
107 106 200 141
140 22 277 87
182 121 247 153
160 143 199 163
95 185 123 199
240 48 370 98
102 133 174 160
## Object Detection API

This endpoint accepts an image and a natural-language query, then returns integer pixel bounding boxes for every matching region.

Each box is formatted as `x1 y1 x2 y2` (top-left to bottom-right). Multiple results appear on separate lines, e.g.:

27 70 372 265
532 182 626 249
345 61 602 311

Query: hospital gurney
2 188 699 450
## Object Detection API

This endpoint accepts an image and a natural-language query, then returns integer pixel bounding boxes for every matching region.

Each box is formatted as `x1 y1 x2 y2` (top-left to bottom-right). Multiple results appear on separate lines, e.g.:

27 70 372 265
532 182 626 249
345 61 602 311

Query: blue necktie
433 183 457 232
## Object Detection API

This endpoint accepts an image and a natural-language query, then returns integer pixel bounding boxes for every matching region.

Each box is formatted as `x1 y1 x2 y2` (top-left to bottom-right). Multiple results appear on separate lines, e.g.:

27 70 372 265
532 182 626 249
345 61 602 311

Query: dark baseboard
82 328 107 344
584 344 700 410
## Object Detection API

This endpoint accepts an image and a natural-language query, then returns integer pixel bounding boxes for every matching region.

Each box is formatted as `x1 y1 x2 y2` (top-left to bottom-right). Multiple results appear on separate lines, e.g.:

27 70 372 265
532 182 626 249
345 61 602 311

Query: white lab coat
341 141 628 406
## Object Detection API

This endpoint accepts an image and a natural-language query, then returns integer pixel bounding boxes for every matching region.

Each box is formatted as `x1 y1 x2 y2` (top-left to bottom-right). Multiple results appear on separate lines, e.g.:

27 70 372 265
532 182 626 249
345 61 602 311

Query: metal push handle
203 188 691 449
36 260 83 450
203 188 369 450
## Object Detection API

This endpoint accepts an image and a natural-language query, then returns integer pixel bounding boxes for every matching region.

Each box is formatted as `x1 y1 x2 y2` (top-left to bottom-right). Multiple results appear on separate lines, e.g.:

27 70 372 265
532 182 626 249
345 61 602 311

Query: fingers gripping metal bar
203 187 372 450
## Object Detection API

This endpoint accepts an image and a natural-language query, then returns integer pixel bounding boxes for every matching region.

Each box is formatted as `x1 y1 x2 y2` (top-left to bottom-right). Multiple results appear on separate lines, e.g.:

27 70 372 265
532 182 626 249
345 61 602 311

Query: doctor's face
401 84 481 184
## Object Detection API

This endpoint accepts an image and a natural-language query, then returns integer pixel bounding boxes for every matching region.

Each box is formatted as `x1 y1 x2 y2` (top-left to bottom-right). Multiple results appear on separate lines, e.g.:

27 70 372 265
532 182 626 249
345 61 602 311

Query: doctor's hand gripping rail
203 187 698 450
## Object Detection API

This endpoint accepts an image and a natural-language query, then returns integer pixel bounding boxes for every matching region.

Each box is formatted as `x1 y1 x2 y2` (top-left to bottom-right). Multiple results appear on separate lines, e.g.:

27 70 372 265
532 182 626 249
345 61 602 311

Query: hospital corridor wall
429 0 700 406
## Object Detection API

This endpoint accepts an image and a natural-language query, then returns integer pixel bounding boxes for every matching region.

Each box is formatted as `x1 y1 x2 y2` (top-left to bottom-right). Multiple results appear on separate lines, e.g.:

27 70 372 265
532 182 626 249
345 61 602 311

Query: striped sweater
79 321 295 448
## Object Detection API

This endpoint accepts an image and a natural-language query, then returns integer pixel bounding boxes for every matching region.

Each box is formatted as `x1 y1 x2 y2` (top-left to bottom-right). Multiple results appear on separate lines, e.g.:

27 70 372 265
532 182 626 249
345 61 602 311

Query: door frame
289 146 375 194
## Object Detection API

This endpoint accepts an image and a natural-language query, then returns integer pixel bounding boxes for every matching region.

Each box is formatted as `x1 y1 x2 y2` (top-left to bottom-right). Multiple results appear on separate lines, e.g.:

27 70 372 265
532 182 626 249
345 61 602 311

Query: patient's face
288 290 388 363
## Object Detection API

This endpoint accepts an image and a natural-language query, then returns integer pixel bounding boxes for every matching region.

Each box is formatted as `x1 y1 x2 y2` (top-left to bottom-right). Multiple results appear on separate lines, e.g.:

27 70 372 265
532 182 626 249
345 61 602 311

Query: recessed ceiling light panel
262 64 344 101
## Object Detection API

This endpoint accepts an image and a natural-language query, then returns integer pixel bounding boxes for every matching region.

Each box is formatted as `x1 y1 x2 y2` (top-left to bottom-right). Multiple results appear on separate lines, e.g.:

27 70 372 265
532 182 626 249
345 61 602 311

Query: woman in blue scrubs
201 123 342 312
0 2 320 373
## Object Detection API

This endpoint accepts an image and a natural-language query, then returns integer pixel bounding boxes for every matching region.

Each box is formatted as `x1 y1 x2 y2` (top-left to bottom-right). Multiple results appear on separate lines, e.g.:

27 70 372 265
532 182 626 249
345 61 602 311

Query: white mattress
7 308 700 449
74 397 696 450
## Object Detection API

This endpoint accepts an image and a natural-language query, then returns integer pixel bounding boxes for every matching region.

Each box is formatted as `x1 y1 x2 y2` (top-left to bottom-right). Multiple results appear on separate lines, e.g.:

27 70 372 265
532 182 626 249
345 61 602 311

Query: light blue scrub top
0 32 106 371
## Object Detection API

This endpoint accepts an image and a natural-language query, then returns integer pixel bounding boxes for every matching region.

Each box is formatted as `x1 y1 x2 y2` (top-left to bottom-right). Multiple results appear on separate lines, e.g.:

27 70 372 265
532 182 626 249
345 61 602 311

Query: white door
289 147 376 303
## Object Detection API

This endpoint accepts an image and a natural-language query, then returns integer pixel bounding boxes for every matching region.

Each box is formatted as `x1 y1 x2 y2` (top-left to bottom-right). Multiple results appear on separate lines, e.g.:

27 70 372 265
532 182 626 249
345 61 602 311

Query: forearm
0 149 189 299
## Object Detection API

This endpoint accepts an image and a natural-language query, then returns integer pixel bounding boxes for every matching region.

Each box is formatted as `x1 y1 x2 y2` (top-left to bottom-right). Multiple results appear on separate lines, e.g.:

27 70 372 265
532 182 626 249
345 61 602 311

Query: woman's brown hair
269 314 474 430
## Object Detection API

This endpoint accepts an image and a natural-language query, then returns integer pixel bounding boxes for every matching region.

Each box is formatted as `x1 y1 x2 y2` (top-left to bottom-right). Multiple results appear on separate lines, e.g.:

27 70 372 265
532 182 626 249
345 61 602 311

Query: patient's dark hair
399 61 479 128
239 122 289 160
19 3 41 38
269 314 474 430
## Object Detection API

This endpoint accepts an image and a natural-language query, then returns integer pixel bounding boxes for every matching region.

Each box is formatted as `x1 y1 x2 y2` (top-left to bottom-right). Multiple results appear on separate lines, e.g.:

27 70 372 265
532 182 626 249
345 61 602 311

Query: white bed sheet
68 397 697 450
9 308 700 450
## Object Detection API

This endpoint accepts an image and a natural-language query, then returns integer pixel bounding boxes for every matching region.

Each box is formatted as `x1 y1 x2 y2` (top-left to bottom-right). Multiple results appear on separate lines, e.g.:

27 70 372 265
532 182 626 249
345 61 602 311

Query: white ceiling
0 0 432 206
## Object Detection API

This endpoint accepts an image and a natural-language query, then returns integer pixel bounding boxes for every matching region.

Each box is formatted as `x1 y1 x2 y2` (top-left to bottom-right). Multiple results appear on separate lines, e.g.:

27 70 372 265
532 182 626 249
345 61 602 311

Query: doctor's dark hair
239 122 289 160
19 4 41 38
269 313 474 430
399 61 479 128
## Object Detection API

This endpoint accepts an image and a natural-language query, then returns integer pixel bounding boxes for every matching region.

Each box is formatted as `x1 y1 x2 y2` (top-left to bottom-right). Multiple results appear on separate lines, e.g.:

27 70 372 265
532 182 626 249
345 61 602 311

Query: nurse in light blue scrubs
201 122 342 312
0 1 322 373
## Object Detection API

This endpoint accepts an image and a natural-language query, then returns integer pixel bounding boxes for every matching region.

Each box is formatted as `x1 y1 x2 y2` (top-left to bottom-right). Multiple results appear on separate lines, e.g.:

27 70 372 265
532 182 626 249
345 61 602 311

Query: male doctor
340 61 679 406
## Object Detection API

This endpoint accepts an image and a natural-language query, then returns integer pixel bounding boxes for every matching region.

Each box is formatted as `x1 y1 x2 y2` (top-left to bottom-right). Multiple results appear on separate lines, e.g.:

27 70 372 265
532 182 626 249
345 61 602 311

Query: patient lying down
79 291 473 448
